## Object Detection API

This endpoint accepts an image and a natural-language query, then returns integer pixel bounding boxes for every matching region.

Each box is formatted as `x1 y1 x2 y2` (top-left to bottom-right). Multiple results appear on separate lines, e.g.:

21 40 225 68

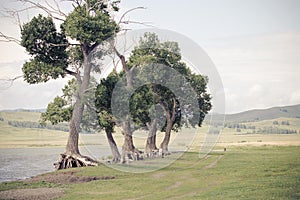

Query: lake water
0 145 112 182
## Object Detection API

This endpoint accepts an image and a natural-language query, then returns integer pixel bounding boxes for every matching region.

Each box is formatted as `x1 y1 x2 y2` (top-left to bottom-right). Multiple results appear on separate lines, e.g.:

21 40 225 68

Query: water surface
0 145 111 182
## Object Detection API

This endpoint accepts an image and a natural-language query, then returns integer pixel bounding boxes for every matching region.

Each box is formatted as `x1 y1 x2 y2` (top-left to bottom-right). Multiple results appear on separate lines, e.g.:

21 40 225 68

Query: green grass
0 180 63 192
1 146 299 199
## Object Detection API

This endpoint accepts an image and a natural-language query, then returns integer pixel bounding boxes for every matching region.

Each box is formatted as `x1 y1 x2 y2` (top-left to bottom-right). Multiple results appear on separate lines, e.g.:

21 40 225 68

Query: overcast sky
0 0 300 113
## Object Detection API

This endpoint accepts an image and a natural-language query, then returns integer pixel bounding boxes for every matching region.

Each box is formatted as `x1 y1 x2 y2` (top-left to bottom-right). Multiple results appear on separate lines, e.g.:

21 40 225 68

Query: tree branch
0 75 23 89
113 46 129 72
45 0 67 17
171 98 177 122
0 32 20 44
65 68 78 76
119 20 155 28
117 7 146 26
18 0 66 21
61 0 83 7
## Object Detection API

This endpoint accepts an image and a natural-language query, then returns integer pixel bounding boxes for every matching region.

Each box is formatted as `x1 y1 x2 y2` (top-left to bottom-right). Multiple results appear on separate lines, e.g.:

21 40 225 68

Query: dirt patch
0 188 64 200
25 171 115 184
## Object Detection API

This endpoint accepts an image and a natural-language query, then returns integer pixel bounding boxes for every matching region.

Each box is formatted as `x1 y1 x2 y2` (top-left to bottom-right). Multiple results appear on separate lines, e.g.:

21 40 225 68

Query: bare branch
18 0 65 21
45 0 67 17
118 7 146 26
113 46 129 72
0 32 20 44
61 0 82 7
120 20 155 28
0 75 23 82
0 75 23 90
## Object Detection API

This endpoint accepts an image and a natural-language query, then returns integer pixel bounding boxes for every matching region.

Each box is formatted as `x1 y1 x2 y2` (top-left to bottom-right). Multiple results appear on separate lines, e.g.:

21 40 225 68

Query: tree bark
105 128 121 163
66 48 91 155
121 120 142 162
159 98 176 156
114 47 142 162
160 122 172 155
145 119 158 157
59 46 98 169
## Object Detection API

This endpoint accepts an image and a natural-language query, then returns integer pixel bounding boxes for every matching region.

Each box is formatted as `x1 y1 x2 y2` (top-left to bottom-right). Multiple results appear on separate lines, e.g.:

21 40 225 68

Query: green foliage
129 84 155 127
40 96 73 125
22 59 66 83
127 32 212 130
62 79 78 104
20 0 120 140
67 46 84 67
61 4 118 46
128 33 181 69
21 14 68 83
95 71 120 131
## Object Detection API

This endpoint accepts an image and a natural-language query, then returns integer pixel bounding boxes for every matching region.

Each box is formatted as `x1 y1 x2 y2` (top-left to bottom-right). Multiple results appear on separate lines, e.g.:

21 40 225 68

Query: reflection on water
0 145 111 182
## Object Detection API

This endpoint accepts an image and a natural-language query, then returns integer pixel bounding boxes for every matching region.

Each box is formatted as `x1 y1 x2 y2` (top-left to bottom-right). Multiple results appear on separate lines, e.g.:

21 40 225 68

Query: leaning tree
18 0 119 169
95 70 122 162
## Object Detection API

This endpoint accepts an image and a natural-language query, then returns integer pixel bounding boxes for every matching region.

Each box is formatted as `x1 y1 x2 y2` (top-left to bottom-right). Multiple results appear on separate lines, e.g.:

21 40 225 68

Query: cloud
0 74 69 110
290 90 300 105
205 31 300 113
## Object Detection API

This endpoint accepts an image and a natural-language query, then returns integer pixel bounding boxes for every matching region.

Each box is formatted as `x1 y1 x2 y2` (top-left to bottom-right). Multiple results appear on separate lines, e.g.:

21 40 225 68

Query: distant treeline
225 124 256 129
254 127 297 134
7 120 69 132
224 121 298 134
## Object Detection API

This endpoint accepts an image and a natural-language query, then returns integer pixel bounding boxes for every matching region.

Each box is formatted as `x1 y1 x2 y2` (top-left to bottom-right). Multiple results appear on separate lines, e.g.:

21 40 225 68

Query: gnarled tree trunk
159 98 176 156
160 121 172 156
121 120 143 163
145 119 158 157
105 127 121 163
56 49 98 169
115 48 142 163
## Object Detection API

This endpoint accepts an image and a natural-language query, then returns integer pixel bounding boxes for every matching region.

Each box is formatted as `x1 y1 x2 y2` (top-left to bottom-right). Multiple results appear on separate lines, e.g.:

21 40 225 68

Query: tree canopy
21 14 68 83
19 0 121 168
96 32 212 156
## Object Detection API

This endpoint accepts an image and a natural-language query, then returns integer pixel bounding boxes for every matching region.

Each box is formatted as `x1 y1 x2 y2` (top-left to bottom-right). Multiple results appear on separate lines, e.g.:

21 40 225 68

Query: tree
95 70 121 162
126 33 212 155
19 0 119 169
106 33 212 158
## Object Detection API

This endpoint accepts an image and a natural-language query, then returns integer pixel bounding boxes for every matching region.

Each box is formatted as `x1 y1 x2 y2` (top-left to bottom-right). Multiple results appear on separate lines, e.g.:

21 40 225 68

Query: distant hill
0 108 46 113
224 104 300 123
1 104 300 124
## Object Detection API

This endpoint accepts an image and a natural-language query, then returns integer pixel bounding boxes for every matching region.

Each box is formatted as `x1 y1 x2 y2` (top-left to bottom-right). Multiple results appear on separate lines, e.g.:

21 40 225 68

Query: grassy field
1 111 300 149
0 146 299 199
0 111 300 199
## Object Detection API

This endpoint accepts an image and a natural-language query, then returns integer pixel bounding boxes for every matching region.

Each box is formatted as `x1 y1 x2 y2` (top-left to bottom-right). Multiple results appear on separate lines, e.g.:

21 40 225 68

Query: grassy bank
1 145 299 199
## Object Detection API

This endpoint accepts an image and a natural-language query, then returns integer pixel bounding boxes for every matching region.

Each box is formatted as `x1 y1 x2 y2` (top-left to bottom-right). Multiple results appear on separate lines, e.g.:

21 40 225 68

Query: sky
0 0 300 114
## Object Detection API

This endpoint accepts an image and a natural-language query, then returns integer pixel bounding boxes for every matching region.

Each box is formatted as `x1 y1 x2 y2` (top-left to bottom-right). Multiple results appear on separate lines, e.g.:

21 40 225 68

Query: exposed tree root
145 149 159 158
121 148 144 163
159 149 171 158
54 154 99 170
